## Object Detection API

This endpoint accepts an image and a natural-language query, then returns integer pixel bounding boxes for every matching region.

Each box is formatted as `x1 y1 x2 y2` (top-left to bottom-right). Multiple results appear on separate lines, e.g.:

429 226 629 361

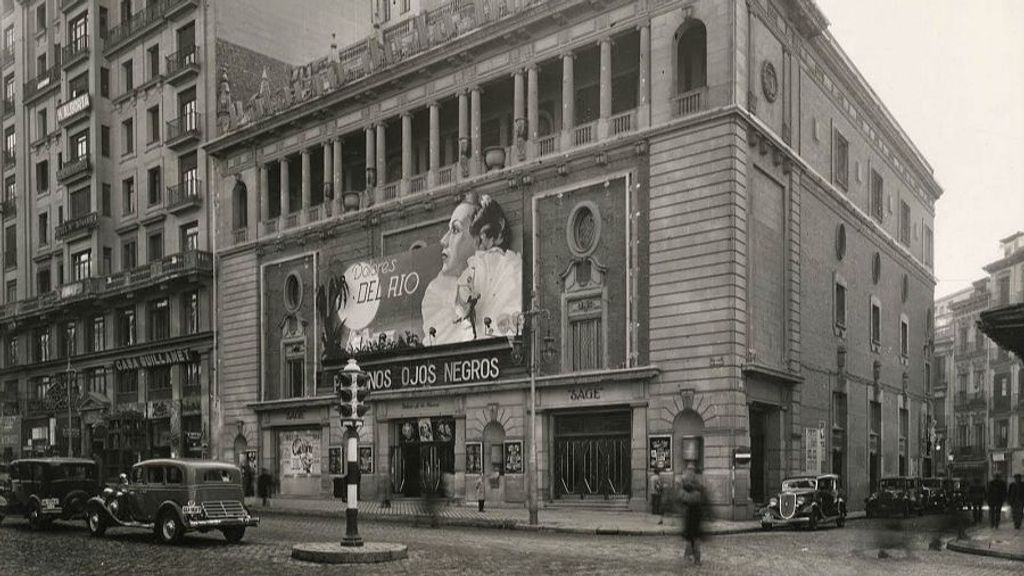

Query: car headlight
109 499 119 514
769 497 778 507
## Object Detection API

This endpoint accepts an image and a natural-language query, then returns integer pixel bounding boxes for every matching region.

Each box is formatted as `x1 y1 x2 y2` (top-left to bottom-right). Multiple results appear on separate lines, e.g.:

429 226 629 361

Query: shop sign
148 400 176 420
56 93 90 123
0 415 20 446
358 446 373 474
115 349 197 371
569 386 602 401
326 347 512 392
992 452 1006 462
649 435 671 471
804 427 825 474
504 440 524 474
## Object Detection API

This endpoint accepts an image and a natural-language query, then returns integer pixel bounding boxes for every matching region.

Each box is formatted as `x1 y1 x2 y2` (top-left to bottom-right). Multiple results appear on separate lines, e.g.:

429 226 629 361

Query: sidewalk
248 496 865 536
947 521 1024 562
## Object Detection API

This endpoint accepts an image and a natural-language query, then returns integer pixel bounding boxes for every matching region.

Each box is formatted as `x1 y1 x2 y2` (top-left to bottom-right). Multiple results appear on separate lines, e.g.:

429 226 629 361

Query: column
279 157 290 217
527 64 538 158
428 101 440 188
638 23 651 130
323 140 333 215
598 37 612 139
561 52 574 150
470 86 481 176
458 90 469 177
513 69 525 162
376 123 386 202
401 112 412 196
365 126 376 206
259 164 269 222
333 138 344 214
300 149 311 221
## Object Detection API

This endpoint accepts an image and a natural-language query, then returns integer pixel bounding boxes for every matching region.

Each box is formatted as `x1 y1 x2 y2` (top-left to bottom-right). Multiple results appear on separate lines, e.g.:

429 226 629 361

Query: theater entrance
389 417 455 497
552 410 631 499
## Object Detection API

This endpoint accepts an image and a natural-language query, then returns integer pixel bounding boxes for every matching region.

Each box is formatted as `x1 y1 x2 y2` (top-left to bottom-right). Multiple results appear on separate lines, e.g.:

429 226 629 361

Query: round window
284 273 302 312
835 224 847 261
566 202 601 257
871 252 881 285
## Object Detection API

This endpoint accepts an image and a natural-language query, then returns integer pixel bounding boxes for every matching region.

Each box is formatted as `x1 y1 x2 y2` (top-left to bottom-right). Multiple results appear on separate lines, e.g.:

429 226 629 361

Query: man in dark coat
258 467 273 507
1008 473 1024 530
987 474 1007 528
968 478 986 524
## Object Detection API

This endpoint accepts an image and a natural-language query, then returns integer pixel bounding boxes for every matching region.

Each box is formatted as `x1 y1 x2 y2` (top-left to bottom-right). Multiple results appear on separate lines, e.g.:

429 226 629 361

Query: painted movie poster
279 430 322 477
318 194 522 361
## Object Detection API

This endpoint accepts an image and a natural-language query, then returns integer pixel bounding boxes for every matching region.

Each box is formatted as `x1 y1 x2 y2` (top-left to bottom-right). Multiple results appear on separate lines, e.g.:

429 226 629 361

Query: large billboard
318 195 522 362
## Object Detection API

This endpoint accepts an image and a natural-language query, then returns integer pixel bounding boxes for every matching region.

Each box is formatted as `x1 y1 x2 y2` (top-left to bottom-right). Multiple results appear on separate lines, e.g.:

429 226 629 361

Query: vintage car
86 459 259 544
759 474 847 530
864 476 924 517
943 477 967 511
920 477 951 512
0 458 100 529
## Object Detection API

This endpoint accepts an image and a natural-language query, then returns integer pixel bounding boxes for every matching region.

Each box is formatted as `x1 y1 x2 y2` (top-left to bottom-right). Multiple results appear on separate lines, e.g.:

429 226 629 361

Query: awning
978 303 1024 358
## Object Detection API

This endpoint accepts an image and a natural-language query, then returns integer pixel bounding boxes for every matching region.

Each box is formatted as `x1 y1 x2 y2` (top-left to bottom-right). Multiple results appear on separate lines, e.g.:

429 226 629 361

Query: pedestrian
1008 473 1024 530
258 467 273 507
987 474 1007 528
650 468 663 519
969 478 985 524
679 468 705 565
475 474 486 512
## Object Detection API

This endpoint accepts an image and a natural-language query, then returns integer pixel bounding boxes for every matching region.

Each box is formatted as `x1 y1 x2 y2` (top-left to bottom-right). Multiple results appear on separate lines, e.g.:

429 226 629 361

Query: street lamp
508 291 556 526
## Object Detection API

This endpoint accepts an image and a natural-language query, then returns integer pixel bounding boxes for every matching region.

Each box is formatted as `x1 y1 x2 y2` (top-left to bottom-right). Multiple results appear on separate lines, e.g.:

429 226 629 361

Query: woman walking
680 469 705 565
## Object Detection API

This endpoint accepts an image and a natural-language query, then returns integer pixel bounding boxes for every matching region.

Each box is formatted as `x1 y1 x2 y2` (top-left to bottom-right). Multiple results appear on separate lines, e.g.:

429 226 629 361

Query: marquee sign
115 349 198 371
324 346 516 393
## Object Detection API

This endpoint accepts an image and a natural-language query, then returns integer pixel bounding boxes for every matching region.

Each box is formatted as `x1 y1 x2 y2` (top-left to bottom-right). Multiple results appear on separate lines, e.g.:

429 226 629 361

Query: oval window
284 273 302 311
566 202 601 257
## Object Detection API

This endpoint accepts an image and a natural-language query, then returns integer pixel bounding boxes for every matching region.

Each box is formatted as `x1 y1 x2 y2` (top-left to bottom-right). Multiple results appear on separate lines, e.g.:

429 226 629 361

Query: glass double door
390 417 455 497
553 410 631 498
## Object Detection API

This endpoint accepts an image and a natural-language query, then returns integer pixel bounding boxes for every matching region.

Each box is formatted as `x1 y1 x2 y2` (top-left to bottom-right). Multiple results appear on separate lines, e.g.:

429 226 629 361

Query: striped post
342 424 363 547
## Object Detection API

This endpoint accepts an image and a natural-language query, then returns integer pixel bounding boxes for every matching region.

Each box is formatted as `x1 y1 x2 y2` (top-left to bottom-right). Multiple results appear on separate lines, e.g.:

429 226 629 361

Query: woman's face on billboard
440 202 477 277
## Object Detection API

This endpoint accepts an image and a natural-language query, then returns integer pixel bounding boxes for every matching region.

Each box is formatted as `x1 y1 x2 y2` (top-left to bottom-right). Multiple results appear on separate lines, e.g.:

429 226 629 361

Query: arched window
232 179 248 231
676 20 707 94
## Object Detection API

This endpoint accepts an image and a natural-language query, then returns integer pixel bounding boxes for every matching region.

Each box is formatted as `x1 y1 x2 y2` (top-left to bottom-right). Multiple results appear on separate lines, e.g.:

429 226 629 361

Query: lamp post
511 291 554 526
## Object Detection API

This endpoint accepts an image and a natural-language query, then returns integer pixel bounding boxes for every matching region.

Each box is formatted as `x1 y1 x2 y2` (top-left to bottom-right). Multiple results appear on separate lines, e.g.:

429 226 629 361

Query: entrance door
391 418 455 497
553 410 631 499
749 408 766 504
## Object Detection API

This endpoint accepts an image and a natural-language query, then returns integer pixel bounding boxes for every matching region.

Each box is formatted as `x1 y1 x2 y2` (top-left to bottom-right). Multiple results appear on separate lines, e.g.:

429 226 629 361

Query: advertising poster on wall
466 442 482 474
358 446 374 474
317 195 523 363
328 447 342 475
279 430 321 477
649 435 671 471
504 440 524 474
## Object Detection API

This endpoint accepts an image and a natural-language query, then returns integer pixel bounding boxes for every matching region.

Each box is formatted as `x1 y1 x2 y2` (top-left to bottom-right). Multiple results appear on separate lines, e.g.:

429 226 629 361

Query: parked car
0 458 100 529
944 477 967 511
759 473 847 530
865 476 924 517
86 459 259 544
920 477 945 512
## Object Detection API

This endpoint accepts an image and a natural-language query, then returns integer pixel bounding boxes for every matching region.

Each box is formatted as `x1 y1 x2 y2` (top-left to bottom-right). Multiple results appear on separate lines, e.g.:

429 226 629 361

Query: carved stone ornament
761 60 779 104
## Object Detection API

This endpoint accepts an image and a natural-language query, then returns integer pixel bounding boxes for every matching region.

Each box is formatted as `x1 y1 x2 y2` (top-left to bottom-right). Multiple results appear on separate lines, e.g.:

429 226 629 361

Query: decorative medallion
761 60 779 103
566 201 600 257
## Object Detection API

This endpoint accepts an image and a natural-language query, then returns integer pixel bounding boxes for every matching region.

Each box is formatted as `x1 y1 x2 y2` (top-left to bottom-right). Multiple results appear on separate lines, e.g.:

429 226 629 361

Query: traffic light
337 380 356 419
355 384 370 418
334 359 370 424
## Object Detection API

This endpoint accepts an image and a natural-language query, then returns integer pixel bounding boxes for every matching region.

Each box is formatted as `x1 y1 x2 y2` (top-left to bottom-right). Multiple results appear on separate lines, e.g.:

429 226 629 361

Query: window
976 330 985 351
3 74 13 107
90 315 105 352
63 321 77 357
38 213 48 246
34 376 51 400
900 315 909 358
998 275 1011 306
70 186 90 219
147 166 161 205
117 369 138 396
974 369 985 394
5 335 17 366
148 298 169 340
898 405 908 476
102 183 111 216
147 366 171 398
147 45 160 80
181 221 198 252
182 291 199 334
833 131 849 190
100 67 110 98
34 327 50 362
117 307 136 346
36 54 46 76
36 109 47 141
834 279 847 329
147 106 159 143
3 125 15 157
101 125 110 157
89 367 107 395
870 170 884 223
35 4 46 34
68 72 88 99
102 247 112 275
56 258 63 286
72 249 91 281
122 238 136 270
70 130 89 161
287 358 304 398
122 177 135 214
4 279 15 302
675 19 707 93
924 225 933 267
869 399 881 492
870 299 881 346
36 269 50 294
180 151 198 197
995 420 1008 449
121 59 133 93
183 361 201 394
897 201 911 247
4 226 16 270
121 117 134 155
147 230 163 262
35 160 48 193
2 26 13 55
3 175 13 203
120 0 131 24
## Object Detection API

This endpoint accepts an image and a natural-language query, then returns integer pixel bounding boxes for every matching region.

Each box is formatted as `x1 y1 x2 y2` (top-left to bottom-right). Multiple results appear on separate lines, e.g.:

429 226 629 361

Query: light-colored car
86 459 259 544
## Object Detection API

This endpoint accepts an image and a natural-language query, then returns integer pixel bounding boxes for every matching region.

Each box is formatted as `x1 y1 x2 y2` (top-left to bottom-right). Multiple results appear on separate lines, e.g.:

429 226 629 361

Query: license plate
182 505 203 516
41 498 59 509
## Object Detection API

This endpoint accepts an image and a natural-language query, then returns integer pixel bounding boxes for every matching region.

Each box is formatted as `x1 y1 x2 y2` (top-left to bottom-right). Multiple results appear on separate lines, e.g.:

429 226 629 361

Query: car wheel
87 509 106 537
28 503 45 531
808 510 820 531
157 511 184 545
222 526 246 543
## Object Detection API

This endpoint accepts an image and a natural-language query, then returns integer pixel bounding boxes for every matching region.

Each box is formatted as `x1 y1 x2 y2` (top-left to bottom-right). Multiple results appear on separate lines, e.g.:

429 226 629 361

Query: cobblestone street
0 513 1020 575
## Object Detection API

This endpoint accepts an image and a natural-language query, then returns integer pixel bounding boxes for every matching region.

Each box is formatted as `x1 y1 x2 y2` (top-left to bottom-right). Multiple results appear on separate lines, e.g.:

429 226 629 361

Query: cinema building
207 0 941 518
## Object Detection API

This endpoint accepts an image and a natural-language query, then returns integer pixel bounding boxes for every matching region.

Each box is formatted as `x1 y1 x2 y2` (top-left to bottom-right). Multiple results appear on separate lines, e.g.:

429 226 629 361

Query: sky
815 0 1024 298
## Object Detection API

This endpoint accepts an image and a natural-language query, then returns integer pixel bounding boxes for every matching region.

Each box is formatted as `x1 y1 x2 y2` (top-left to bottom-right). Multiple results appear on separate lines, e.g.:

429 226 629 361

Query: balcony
57 154 92 184
105 0 198 55
61 0 86 11
166 180 202 214
165 45 199 85
992 397 1012 414
165 0 199 18
55 211 99 241
24 66 61 104
166 112 201 148
62 36 90 69
231 228 248 245
672 87 708 118
610 109 637 137
57 93 91 125
0 197 14 218
104 250 212 295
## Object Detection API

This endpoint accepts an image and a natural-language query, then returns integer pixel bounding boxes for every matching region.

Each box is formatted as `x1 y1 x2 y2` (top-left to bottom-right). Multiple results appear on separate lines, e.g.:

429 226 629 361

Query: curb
253 506 868 537
946 540 1024 562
